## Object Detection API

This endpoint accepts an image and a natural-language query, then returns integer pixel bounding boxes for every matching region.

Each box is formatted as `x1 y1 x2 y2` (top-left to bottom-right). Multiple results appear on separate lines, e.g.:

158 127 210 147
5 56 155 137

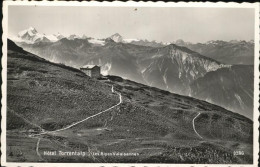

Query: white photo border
2 1 259 167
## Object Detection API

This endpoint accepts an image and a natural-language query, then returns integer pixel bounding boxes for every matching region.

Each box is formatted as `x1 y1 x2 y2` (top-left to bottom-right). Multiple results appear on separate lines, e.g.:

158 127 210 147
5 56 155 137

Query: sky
8 6 255 43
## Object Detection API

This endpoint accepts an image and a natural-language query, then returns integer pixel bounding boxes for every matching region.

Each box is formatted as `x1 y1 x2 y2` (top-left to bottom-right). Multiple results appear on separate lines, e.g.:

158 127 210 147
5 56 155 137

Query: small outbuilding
80 65 101 78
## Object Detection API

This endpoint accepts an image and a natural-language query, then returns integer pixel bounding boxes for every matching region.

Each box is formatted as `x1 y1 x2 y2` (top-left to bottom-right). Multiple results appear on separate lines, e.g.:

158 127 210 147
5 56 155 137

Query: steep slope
135 44 254 117
18 38 92 67
190 65 254 119
176 40 254 65
136 44 227 95
7 39 118 130
6 39 253 164
18 38 151 83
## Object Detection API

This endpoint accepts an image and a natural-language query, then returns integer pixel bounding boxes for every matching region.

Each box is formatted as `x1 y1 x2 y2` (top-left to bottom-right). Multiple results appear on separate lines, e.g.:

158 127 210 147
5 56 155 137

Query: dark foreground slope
7 39 118 130
7 39 253 163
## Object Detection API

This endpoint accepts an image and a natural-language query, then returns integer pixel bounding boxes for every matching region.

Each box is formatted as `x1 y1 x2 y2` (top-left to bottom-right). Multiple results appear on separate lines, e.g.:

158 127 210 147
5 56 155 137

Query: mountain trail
192 112 203 139
34 85 122 135
7 107 46 161
15 85 121 162
36 138 43 161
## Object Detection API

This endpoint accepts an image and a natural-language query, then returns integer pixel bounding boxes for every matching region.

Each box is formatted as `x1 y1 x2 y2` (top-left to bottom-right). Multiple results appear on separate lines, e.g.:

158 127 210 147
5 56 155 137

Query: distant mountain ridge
13 27 254 66
12 27 171 47
174 39 254 65
137 44 230 94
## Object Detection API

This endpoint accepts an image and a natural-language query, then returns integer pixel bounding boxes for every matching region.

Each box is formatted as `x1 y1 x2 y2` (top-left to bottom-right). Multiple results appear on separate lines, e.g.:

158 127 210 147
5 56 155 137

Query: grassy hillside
6 39 253 163
103 75 252 143
7 39 118 131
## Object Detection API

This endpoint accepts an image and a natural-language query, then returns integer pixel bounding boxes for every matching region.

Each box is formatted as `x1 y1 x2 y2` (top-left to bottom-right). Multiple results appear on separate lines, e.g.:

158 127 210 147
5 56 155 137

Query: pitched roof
81 65 99 69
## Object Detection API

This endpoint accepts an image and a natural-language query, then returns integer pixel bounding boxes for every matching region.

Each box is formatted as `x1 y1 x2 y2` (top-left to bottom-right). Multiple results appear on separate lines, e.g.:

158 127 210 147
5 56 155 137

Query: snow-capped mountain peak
108 33 169 47
16 27 50 44
54 33 65 40
67 34 81 40
15 27 67 44
111 33 122 38
81 34 89 39
109 33 123 42
28 27 37 32
18 27 38 37
15 27 170 46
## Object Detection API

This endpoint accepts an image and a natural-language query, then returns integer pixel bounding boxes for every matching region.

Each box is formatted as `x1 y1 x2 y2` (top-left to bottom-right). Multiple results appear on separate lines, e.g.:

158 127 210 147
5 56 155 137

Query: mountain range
15 27 65 43
175 39 254 65
6 39 253 163
12 27 254 65
13 27 254 119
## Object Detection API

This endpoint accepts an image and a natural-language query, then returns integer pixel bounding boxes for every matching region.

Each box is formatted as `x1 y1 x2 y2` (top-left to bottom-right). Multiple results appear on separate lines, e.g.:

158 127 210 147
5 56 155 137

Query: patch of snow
190 70 195 79
16 27 61 43
163 68 169 90
18 27 37 37
141 68 146 74
235 94 245 109
179 72 182 78
151 54 163 59
181 53 188 62
54 33 65 40
163 42 172 45
45 34 59 42
123 38 140 43
88 39 105 46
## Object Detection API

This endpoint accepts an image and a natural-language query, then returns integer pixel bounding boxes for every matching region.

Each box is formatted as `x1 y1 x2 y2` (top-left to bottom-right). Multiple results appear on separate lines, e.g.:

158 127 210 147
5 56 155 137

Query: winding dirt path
35 85 121 135
36 138 43 161
192 112 203 139
32 85 122 161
